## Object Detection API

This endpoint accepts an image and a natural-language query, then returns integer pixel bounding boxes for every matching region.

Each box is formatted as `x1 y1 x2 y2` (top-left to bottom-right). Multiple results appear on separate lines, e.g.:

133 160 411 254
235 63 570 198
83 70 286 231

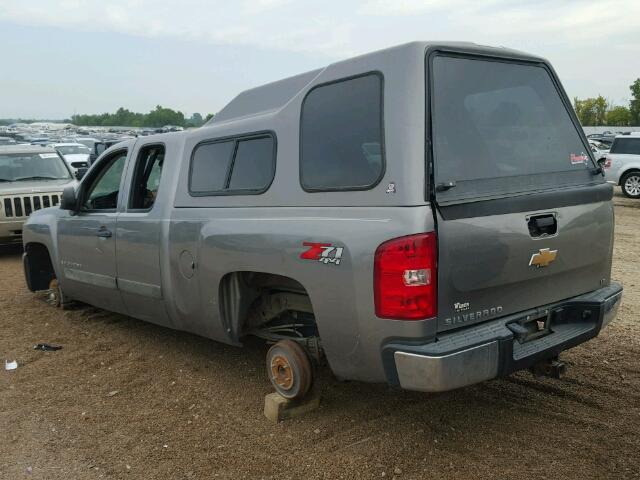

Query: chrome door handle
96 226 112 238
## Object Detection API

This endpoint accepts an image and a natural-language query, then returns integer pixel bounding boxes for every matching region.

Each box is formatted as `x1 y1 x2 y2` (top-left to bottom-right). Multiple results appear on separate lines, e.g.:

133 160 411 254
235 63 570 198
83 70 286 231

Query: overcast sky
0 0 638 119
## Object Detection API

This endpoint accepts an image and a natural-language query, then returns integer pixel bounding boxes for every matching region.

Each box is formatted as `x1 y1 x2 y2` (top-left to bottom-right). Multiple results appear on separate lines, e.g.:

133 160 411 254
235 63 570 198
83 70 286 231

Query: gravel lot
1 192 639 480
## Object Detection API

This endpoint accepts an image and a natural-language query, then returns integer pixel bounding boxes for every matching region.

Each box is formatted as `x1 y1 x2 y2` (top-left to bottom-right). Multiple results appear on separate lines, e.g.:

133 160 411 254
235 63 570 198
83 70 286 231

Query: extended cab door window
82 150 127 210
129 144 164 210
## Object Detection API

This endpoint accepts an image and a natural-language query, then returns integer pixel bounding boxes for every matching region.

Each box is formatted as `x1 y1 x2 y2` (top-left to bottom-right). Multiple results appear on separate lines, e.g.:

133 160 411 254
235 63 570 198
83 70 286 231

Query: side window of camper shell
300 72 385 191
188 133 276 196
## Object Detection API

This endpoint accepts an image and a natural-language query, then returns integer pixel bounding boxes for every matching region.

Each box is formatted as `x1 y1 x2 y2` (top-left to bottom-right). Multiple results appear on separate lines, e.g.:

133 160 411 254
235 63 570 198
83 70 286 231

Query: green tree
144 105 185 128
574 96 609 126
185 112 204 128
71 106 188 127
594 95 608 125
606 106 631 126
630 78 640 125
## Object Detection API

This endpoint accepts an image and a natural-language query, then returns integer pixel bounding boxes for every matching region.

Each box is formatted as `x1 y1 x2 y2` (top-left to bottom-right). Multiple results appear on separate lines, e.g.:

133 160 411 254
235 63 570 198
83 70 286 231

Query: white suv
603 134 640 198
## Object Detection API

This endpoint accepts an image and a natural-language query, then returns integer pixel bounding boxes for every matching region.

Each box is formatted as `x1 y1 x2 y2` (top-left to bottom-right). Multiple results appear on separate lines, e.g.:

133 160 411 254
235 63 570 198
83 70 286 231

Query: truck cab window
130 145 165 210
82 150 127 210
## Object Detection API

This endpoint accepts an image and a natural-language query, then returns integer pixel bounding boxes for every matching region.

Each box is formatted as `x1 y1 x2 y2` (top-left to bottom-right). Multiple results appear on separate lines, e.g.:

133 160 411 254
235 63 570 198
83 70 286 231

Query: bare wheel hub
266 339 313 400
47 279 61 307
270 355 294 390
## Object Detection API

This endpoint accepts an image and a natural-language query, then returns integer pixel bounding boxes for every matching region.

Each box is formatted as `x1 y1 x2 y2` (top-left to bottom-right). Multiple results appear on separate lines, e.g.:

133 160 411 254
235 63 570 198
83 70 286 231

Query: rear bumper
384 282 623 393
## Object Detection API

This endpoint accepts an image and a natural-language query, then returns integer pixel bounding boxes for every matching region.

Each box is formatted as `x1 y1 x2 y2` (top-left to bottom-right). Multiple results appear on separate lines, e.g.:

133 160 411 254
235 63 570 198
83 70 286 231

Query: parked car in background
0 145 76 245
589 140 610 162
0 137 16 146
73 137 100 150
604 134 640 198
89 139 127 164
50 143 91 174
28 136 51 146
587 135 615 148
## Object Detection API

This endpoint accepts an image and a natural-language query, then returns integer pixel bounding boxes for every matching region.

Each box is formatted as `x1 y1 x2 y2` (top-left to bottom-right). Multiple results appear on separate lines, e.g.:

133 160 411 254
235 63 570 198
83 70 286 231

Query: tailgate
435 186 613 331
428 53 613 332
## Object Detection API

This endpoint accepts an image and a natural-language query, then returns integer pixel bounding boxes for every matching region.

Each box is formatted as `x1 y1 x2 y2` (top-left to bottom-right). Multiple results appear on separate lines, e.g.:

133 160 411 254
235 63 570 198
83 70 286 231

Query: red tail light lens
604 156 612 169
374 232 437 320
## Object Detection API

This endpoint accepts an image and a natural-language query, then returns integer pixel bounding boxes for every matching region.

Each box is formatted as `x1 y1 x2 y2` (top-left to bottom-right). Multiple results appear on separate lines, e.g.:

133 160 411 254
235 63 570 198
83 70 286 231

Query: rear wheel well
218 272 320 356
24 243 56 291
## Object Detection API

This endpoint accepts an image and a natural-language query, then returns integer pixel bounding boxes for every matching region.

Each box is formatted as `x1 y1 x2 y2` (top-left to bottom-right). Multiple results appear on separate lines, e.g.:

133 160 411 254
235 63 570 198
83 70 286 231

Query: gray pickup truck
22 42 622 400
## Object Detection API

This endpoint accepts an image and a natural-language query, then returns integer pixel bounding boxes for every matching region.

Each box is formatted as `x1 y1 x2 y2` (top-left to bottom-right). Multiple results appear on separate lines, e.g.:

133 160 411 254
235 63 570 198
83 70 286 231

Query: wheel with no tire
266 339 313 400
47 279 69 309
621 171 640 199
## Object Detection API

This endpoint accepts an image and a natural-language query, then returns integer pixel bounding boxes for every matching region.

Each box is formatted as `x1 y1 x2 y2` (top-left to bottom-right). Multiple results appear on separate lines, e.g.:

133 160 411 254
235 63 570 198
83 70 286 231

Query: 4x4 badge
301 242 344 266
529 248 558 268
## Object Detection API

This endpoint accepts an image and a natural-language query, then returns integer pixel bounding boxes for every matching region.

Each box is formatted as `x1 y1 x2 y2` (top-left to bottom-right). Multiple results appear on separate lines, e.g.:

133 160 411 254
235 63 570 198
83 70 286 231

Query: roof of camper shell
205 41 543 126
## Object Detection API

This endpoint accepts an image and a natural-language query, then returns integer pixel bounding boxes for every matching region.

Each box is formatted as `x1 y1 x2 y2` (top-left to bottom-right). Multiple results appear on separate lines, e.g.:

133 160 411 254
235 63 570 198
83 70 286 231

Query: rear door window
610 138 640 154
431 55 597 203
300 73 384 191
129 144 165 210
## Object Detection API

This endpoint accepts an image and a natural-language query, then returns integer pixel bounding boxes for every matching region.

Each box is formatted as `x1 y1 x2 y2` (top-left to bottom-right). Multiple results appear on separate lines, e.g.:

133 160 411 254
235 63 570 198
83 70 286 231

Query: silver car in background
50 143 92 175
603 134 640 198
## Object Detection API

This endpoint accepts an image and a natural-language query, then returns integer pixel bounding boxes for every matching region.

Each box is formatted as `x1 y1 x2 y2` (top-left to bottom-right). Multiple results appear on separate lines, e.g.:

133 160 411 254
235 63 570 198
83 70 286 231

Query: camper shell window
300 72 385 191
429 54 597 203
189 132 276 196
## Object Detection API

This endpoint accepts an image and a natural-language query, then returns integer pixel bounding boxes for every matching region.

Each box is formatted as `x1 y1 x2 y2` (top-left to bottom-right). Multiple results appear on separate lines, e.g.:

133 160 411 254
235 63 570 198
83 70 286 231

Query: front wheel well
23 242 56 291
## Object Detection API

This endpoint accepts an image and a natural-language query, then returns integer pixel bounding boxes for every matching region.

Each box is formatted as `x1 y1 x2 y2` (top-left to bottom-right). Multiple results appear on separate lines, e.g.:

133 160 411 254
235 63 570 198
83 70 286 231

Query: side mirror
60 186 79 211
75 167 88 180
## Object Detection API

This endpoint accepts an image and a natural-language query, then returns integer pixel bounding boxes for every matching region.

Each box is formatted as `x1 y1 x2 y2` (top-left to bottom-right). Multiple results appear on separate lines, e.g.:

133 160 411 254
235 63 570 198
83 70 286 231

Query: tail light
604 156 612 169
374 232 437 320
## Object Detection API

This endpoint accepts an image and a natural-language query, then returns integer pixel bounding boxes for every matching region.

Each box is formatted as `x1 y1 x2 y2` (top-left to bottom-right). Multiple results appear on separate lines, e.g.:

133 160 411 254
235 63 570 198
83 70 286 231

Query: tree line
69 106 214 128
4 79 639 129
574 78 640 127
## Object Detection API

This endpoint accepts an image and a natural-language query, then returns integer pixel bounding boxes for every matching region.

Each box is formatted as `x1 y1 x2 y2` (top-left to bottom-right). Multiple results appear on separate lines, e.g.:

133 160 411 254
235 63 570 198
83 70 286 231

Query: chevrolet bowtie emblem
529 248 558 268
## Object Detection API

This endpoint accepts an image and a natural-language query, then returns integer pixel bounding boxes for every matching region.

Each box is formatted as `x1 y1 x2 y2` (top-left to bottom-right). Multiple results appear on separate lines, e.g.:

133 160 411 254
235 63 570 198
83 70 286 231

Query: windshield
57 145 91 156
0 153 71 182
431 55 597 202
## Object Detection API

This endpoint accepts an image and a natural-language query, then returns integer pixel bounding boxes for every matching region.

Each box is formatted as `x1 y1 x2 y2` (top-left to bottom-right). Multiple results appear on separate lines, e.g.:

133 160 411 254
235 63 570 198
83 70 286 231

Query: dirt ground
1 192 639 480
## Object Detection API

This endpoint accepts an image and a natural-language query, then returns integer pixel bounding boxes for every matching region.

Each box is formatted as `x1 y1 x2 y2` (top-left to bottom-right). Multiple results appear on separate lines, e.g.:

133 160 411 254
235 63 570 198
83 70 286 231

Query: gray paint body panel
21 41 619 388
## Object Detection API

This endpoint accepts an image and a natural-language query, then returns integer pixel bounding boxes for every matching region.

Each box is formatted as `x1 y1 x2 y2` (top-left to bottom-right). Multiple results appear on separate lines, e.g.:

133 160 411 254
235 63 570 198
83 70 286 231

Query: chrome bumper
0 219 25 242
389 283 623 393
395 342 499 392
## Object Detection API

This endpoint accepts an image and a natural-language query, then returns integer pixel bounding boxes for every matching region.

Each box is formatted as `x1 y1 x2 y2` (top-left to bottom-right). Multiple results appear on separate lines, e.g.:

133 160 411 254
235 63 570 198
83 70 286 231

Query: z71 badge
300 242 344 266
